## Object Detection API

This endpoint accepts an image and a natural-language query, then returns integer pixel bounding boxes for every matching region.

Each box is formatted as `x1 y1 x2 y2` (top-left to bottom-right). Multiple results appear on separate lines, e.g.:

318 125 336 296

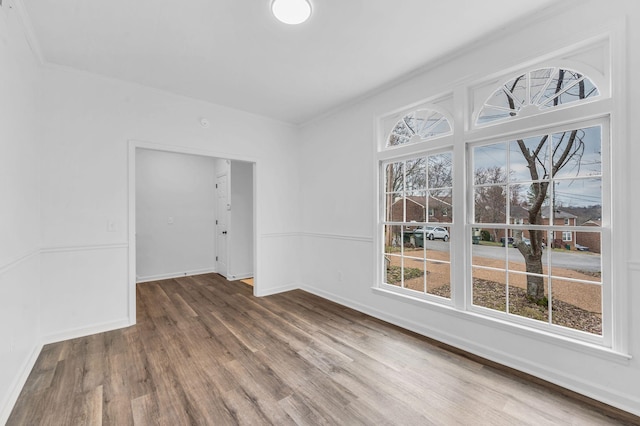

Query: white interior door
216 173 229 277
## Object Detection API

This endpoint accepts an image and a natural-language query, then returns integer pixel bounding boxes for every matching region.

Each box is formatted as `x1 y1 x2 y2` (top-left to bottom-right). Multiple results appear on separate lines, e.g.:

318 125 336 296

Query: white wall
136 149 217 281
0 3 301 416
214 158 229 175
298 0 640 416
229 160 254 280
38 60 301 339
0 3 43 423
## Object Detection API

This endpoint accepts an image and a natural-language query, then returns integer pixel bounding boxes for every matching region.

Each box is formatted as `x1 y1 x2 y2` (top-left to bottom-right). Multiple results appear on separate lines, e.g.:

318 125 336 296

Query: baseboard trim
254 282 299 297
41 318 131 345
136 268 217 283
0 342 43 426
299 283 640 418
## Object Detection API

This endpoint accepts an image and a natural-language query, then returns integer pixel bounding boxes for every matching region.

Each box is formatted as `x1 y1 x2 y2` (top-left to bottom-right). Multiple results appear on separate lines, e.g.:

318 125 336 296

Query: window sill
371 286 632 365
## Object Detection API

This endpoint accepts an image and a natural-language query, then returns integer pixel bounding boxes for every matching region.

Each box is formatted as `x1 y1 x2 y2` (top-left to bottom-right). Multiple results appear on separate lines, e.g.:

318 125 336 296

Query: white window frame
374 33 628 357
466 117 610 346
378 144 455 304
563 231 573 242
376 98 456 304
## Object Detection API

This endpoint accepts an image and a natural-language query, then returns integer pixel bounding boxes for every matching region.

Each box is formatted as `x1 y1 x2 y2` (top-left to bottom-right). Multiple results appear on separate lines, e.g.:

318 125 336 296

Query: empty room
2 0 640 424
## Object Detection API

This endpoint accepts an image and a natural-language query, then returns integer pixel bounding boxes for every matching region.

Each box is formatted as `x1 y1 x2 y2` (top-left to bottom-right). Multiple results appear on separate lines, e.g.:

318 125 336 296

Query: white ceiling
22 0 558 124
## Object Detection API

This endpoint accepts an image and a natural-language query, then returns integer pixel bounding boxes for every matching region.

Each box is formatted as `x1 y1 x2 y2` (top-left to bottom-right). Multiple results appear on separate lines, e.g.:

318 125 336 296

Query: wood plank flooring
7 273 639 425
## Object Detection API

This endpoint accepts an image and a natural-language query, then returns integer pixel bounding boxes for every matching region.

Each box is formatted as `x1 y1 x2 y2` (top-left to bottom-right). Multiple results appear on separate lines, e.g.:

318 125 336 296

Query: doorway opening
128 142 257 324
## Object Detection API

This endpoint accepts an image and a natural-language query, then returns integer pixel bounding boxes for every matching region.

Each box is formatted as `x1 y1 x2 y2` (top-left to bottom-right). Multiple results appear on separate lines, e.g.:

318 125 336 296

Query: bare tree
474 166 507 242
507 72 587 303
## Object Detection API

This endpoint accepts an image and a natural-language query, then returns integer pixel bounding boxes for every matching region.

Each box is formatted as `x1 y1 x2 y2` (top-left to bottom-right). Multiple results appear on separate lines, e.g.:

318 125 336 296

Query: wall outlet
337 271 343 282
168 216 174 224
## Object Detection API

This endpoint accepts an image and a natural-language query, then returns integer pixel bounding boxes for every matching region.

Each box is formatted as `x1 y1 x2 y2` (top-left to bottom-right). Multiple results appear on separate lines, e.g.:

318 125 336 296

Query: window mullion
451 85 466 310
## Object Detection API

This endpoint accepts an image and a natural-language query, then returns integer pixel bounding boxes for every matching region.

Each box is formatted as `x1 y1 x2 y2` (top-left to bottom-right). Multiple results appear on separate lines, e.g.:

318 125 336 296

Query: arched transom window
387 109 452 147
477 68 600 125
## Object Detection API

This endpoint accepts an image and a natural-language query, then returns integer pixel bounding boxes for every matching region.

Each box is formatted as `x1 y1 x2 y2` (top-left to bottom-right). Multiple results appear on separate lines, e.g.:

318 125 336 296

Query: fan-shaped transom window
387 109 452 147
477 68 599 125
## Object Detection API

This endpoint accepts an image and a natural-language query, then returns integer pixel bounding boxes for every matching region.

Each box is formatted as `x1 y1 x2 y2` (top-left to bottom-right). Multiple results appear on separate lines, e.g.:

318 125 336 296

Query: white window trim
465 117 610 347
378 141 455 303
373 30 629 356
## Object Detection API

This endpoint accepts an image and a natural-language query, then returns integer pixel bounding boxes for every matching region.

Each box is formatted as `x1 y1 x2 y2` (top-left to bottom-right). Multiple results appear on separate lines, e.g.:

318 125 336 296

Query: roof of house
392 195 452 208
391 196 425 208
541 207 577 219
510 205 578 220
510 205 530 219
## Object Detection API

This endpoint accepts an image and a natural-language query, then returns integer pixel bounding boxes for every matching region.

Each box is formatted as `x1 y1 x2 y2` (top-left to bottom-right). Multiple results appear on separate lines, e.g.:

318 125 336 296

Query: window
387 109 452 147
471 123 604 337
382 151 453 299
469 56 612 345
476 68 599 126
379 105 454 300
377 41 616 349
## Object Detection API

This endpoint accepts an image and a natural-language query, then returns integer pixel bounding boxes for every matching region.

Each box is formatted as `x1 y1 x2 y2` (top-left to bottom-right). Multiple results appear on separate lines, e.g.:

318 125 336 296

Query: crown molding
299 0 582 129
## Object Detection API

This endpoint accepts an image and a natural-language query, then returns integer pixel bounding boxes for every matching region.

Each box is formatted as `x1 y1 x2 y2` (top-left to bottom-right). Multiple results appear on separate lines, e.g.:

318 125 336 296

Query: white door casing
216 173 229 277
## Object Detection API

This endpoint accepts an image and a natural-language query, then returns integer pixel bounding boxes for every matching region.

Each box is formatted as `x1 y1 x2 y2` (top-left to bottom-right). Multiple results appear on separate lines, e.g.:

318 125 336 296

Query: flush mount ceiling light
271 0 312 25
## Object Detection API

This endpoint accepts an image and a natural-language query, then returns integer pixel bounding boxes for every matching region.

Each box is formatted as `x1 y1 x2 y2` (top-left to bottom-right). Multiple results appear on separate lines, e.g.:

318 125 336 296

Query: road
422 240 601 273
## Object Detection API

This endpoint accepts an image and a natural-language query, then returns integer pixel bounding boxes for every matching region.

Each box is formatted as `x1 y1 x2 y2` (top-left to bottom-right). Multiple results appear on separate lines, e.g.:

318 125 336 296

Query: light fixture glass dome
271 0 312 25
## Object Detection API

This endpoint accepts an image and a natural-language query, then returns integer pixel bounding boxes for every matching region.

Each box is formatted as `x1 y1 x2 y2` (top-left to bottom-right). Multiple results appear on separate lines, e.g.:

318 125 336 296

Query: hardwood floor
7 273 638 425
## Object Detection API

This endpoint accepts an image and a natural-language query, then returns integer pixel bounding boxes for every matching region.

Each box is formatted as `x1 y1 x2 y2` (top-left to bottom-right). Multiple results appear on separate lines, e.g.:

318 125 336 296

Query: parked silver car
522 237 546 249
413 226 450 242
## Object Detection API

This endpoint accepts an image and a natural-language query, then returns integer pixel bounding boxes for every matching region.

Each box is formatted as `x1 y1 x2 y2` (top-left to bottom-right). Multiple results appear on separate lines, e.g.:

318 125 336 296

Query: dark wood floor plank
278 393 341 426
222 359 297 425
241 296 356 368
130 393 160 426
70 384 103 426
122 331 156 400
210 307 267 353
101 351 135 426
7 273 638 425
140 340 205 425
37 359 78 426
